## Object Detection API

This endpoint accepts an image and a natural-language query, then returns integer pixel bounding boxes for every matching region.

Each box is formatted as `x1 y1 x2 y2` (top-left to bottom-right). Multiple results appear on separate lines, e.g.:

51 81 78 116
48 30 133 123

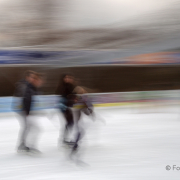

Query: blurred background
0 0 179 96
1 2 180 179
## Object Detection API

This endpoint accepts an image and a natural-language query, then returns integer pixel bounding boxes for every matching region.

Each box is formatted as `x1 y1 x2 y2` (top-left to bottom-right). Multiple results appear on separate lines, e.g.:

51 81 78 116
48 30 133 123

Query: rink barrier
0 90 179 113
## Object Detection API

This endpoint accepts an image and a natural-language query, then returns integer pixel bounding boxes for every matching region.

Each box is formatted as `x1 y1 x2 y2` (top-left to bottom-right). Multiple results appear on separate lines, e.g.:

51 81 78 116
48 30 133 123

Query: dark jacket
23 83 38 115
57 82 76 108
14 79 28 97
12 79 29 112
60 83 76 99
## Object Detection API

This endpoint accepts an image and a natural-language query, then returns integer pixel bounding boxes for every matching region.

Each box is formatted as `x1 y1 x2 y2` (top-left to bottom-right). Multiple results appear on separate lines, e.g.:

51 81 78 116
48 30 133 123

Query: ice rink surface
0 106 180 180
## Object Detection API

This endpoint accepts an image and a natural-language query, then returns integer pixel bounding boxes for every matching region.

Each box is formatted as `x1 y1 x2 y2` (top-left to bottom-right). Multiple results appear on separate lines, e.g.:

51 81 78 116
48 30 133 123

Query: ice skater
13 70 36 152
14 72 44 154
56 73 77 146
70 86 94 158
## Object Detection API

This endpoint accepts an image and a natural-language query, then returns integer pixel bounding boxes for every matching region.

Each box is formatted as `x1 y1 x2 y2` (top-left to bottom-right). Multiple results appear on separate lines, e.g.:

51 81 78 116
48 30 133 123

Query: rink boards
1 90 179 113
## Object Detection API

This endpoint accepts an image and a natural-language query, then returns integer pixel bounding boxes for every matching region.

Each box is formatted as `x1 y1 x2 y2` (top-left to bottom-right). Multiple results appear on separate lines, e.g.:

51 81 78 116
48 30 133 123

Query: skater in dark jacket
17 72 43 153
14 70 36 152
56 73 77 145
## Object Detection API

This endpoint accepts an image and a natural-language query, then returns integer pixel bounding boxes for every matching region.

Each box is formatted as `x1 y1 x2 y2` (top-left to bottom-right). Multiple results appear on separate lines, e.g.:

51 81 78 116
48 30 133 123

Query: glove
87 107 93 114
83 107 93 115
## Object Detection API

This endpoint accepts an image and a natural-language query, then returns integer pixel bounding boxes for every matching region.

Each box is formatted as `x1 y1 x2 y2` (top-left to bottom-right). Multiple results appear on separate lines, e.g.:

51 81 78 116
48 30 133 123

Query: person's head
62 73 74 84
33 73 44 88
73 86 87 94
56 73 76 95
71 86 87 103
25 70 36 84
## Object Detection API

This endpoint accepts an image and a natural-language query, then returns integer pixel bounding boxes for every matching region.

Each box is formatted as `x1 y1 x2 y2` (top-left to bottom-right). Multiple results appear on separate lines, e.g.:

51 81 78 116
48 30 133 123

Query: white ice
0 106 180 180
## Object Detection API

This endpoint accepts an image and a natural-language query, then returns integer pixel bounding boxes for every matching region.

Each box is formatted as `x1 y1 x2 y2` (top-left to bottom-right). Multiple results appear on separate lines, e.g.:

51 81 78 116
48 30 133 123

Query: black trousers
72 107 92 151
62 108 74 142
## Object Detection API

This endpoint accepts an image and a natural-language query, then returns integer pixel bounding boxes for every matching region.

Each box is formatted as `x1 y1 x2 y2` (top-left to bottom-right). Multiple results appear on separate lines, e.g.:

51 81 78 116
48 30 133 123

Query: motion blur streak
0 0 179 179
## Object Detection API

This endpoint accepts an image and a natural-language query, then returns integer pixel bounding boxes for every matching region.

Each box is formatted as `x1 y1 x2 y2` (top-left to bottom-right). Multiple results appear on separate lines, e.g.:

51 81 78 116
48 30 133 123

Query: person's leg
27 115 42 153
63 109 74 143
71 109 85 152
17 112 29 151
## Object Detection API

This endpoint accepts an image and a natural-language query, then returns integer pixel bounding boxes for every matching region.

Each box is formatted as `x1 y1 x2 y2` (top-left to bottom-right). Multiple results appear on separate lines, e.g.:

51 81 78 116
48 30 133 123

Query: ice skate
17 143 30 154
28 148 42 155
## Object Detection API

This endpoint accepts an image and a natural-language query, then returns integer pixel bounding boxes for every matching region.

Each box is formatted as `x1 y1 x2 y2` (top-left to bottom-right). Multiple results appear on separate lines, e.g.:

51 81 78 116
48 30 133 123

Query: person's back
13 70 36 112
14 79 28 97
12 79 28 112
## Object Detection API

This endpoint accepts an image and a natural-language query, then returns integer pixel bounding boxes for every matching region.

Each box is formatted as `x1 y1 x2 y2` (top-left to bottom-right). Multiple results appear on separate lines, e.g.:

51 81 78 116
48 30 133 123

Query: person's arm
82 96 93 114
23 87 32 115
